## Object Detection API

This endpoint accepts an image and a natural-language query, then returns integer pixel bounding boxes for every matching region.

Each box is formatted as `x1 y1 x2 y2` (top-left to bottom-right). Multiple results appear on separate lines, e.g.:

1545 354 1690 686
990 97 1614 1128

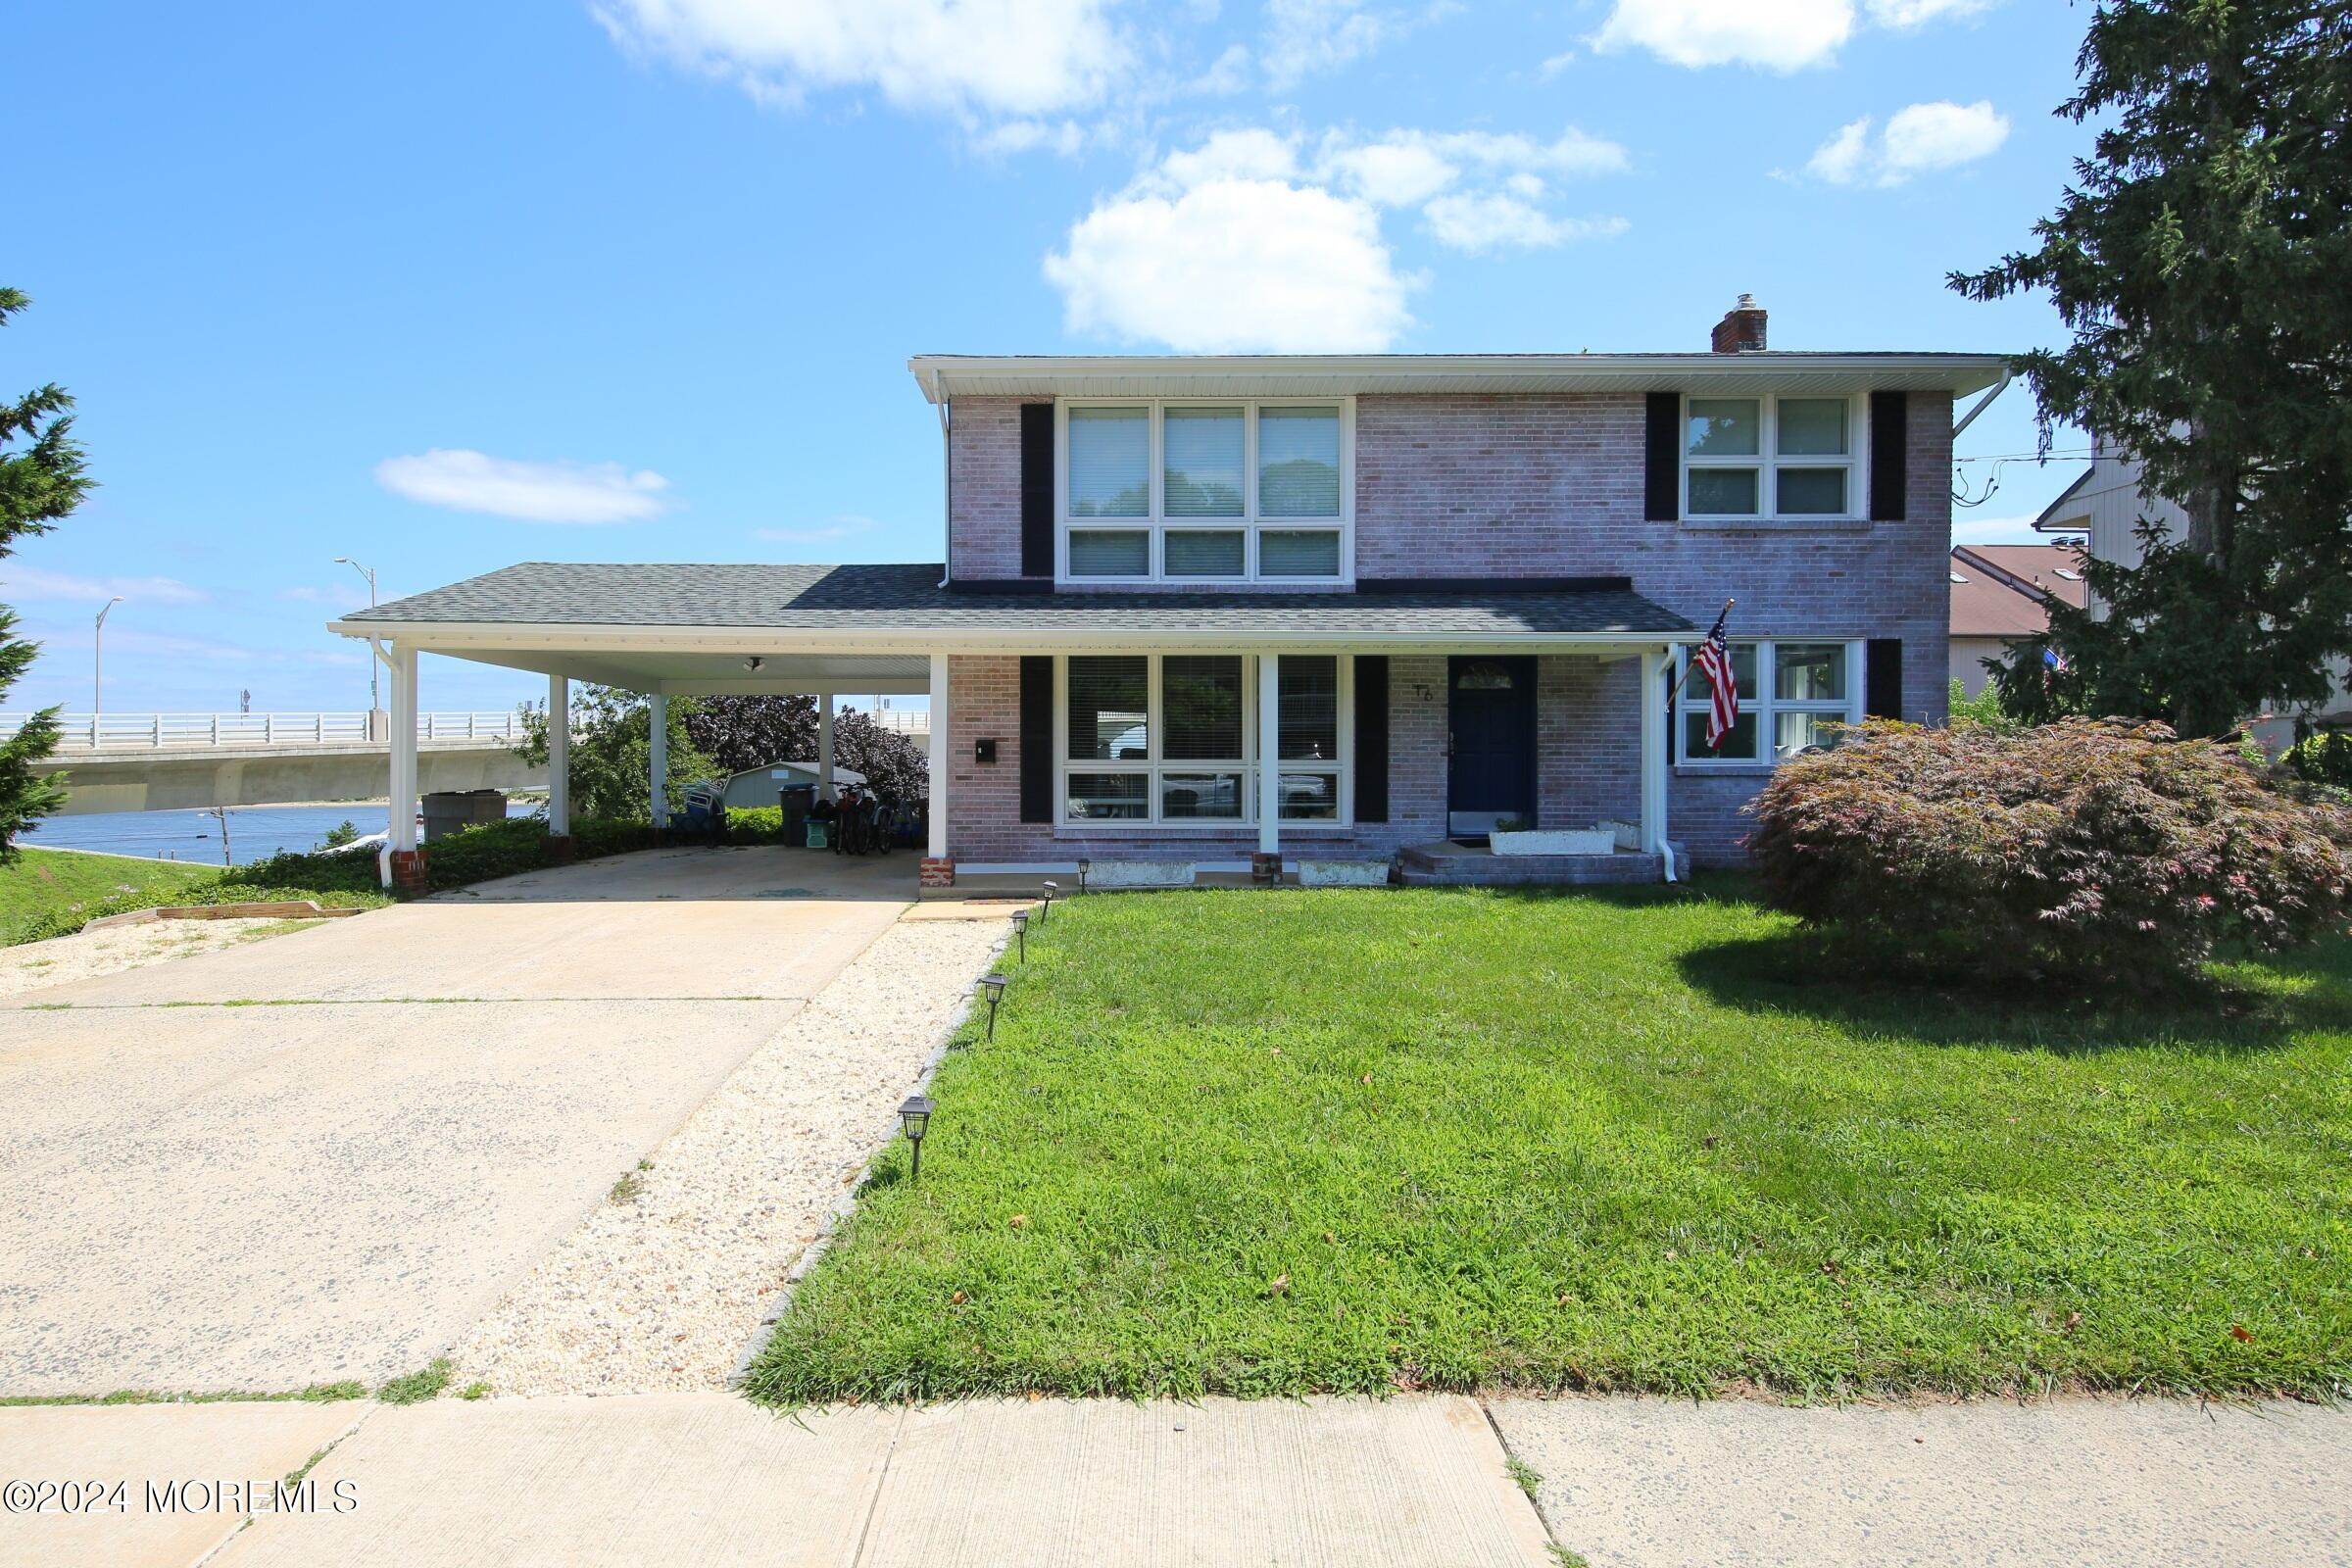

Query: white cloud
1593 0 1855 71
0 566 207 605
1162 127 1301 187
973 119 1086 158
1189 42 1253 95
1261 0 1396 89
1866 0 1992 24
1538 50 1578 77
1804 116 1874 183
1046 175 1412 352
1423 195 1627 254
594 0 1129 120
1320 127 1629 206
1805 100 2009 185
373 450 675 524
1042 118 1635 348
754 515 879 545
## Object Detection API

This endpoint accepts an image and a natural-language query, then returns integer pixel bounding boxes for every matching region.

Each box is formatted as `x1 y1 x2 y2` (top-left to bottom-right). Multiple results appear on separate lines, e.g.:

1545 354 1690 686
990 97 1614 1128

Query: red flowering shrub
1747 718 2352 985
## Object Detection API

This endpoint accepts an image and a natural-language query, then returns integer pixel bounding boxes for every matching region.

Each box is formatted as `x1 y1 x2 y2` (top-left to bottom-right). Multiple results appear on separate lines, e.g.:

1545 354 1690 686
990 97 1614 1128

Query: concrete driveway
0 847 913 1396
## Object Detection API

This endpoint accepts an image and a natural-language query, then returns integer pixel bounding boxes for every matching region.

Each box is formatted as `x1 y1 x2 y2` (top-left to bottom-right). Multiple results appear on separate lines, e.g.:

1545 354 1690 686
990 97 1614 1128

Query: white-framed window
1675 640 1865 766
1058 399 1352 584
1056 653 1352 827
1683 394 1865 521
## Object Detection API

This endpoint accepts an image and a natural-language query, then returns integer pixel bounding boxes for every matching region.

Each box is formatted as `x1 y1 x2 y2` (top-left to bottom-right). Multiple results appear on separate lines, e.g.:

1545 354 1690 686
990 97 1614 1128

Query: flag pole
1664 599 1735 704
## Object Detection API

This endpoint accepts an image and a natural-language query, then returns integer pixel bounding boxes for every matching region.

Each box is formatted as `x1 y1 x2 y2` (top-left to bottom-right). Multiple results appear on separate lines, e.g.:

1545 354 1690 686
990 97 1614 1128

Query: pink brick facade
937 387 1954 865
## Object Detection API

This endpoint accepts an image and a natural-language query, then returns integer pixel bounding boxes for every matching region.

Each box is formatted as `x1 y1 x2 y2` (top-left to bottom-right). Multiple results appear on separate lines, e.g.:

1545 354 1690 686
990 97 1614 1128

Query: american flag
1691 607 1739 748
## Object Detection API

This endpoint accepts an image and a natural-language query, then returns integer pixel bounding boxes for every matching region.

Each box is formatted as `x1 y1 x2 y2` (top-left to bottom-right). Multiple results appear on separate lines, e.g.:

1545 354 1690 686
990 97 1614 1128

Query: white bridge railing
0 711 526 752
868 710 930 737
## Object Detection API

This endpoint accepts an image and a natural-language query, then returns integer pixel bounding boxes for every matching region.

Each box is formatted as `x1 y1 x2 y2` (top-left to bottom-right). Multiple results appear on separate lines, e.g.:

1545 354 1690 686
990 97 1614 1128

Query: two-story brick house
338 300 2006 891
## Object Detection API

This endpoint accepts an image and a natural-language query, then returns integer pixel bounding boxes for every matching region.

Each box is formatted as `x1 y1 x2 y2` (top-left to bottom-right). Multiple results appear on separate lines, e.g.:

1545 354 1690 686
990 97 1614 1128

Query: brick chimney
1710 293 1768 354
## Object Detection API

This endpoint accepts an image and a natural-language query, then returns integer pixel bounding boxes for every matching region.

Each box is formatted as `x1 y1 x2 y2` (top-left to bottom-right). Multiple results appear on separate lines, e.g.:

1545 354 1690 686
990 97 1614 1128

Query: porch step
1396 842 1665 887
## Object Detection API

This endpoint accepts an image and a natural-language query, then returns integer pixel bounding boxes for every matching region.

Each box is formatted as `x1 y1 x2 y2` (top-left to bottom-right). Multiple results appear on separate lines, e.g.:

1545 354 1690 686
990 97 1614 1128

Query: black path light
977 972 1008 1041
1040 879 1058 924
1010 907 1029 961
899 1094 936 1180
1077 858 1091 893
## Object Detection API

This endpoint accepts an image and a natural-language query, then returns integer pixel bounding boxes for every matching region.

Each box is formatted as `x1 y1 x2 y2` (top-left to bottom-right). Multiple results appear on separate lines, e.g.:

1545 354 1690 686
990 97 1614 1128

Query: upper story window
1676 640 1864 767
1060 400 1351 584
1684 395 1862 521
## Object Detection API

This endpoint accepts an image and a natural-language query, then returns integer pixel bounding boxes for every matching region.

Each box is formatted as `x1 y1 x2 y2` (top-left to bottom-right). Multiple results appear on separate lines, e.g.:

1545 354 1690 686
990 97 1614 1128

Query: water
23 802 539 865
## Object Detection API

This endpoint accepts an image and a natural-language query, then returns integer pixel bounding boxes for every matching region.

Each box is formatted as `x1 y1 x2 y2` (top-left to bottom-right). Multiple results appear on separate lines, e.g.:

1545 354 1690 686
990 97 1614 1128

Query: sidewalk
2 1394 1554 1568
6 1392 2348 1566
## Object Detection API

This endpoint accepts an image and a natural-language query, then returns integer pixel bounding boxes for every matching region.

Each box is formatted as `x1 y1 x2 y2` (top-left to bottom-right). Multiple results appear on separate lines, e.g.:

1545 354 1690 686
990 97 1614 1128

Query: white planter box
1298 859 1391 888
1085 860 1196 889
1491 829 1618 857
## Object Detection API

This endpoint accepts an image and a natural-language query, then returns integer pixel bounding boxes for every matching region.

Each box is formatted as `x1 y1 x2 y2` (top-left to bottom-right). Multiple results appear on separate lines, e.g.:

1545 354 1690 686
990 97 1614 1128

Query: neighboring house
1947 542 2089 698
335 299 2005 888
716 761 863 812
2036 441 2352 745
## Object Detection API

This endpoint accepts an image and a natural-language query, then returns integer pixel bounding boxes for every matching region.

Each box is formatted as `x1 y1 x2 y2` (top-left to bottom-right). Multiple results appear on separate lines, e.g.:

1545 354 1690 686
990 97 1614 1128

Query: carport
331 565 951 888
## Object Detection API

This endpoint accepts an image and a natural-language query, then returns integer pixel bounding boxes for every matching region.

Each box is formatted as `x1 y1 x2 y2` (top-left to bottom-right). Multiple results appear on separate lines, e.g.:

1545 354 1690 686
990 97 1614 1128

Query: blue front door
1446 656 1537 840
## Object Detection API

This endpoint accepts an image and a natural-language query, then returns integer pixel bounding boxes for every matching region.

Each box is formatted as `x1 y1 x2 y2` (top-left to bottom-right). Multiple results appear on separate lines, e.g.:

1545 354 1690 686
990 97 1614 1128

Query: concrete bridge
3 712 546 814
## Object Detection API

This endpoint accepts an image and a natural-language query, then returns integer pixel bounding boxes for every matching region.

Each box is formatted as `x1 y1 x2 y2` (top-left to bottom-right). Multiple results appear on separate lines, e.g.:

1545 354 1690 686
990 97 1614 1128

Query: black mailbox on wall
974 738 999 764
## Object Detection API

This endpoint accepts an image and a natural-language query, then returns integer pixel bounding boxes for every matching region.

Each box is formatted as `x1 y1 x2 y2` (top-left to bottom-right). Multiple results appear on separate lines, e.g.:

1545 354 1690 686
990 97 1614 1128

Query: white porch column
546 671 570 835
926 655 950 859
388 642 419 854
1639 646 1672 879
1257 653 1281 858
817 694 835 799
648 692 668 827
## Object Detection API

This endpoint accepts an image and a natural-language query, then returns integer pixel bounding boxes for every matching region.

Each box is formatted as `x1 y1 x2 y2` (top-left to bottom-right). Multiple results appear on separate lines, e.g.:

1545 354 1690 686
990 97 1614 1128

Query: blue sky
5 0 2091 715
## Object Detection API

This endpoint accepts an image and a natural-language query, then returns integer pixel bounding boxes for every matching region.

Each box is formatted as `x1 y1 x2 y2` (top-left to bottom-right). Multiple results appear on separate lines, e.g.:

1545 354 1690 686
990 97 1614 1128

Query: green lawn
0 848 216 945
746 883 2352 1404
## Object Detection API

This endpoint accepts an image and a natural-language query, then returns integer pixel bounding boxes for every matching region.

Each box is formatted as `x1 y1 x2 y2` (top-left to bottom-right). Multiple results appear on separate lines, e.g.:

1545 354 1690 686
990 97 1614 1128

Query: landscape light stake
978 973 1008 1041
1040 880 1057 924
1077 858 1090 893
899 1095 936 1181
1010 907 1028 961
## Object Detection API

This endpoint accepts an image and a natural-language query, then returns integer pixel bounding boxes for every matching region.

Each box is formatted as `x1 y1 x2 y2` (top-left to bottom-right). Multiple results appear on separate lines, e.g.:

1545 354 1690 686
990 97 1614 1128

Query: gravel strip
0 918 318 1001
446 915 1008 1396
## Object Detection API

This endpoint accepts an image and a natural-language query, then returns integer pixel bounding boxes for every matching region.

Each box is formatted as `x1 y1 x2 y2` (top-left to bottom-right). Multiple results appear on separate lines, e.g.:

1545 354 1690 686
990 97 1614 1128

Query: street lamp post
93 596 123 720
334 558 380 710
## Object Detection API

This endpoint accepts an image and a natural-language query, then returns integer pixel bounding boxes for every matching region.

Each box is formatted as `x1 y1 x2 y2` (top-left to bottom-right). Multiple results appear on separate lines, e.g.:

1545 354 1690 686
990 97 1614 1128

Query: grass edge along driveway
746 883 2351 1404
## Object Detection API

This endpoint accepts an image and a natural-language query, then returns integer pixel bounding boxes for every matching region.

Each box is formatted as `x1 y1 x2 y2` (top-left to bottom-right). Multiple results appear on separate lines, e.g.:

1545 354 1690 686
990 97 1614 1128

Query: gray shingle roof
342 563 1692 637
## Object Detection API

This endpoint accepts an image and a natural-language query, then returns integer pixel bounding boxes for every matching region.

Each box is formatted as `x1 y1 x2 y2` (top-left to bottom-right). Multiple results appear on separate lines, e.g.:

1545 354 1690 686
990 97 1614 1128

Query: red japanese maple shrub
1746 718 2352 985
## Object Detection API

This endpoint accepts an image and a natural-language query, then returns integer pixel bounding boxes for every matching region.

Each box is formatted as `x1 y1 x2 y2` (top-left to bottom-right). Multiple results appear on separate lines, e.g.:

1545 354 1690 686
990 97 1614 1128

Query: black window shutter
1018 657 1054 822
1865 639 1904 720
1869 391 1908 521
1019 404 1054 577
1352 656 1390 824
1643 392 1681 521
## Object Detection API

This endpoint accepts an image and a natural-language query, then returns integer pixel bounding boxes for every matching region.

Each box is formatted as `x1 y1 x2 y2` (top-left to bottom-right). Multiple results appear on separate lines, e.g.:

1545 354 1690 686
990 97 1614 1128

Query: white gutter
325 621 1690 656
1952 370 2012 437
936 397 953 589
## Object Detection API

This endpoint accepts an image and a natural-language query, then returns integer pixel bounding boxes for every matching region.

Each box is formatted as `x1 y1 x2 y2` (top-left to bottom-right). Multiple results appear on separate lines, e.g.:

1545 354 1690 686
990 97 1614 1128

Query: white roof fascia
907 353 2013 403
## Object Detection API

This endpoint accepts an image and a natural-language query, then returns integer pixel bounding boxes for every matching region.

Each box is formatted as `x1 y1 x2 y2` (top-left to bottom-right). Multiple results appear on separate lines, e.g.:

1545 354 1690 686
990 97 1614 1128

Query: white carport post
648 692 668 828
1639 645 1675 882
382 641 419 888
817 694 835 800
924 654 950 870
1256 653 1281 880
546 671 570 836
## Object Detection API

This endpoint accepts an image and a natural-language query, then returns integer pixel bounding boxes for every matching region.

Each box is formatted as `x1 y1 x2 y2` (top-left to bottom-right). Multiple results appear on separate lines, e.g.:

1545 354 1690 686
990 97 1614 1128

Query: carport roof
334 563 1694 640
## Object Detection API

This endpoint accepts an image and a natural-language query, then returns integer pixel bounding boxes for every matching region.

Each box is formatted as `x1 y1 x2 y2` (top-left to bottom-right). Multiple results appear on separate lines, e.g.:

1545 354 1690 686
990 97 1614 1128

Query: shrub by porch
746 885 2352 1403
